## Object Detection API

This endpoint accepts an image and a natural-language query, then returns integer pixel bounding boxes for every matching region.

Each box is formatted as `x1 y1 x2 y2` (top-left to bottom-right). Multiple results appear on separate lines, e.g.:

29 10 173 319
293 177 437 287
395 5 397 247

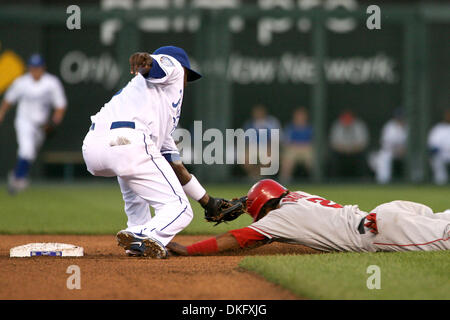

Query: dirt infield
0 235 318 300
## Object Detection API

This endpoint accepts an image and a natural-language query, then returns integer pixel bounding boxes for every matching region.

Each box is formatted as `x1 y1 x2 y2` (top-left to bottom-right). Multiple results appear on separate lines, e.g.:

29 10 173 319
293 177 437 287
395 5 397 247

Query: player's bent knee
171 200 193 220
175 201 194 227
179 205 194 231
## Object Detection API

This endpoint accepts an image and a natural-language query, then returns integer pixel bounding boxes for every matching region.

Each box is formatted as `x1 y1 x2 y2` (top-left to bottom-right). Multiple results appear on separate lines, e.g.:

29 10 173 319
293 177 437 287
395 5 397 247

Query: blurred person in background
428 109 450 185
371 108 408 184
241 104 281 179
329 110 369 178
280 107 313 183
0 53 67 194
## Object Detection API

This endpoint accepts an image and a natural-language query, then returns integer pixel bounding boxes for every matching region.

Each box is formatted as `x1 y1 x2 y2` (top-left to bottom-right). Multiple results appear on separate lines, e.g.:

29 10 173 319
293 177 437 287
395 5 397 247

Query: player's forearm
169 160 192 185
187 233 241 256
197 193 210 207
169 161 209 205
167 229 267 256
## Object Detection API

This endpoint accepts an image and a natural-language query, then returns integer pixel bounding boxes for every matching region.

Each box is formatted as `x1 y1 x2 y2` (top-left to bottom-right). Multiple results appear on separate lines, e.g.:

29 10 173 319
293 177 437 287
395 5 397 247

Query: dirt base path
0 235 318 300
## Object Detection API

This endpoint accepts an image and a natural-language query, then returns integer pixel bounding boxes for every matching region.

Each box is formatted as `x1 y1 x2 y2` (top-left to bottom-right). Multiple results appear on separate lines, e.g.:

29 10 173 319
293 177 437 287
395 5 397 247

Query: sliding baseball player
82 46 232 259
168 179 450 255
0 53 67 194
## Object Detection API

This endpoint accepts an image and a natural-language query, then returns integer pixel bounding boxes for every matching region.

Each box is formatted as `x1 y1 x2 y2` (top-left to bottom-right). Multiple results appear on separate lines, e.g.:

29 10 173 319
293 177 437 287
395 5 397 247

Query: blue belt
110 121 135 129
90 121 135 131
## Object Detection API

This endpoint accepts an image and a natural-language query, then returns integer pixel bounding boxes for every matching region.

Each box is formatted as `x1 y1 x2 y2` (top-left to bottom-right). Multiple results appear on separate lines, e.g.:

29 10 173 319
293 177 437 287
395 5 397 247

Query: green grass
0 182 449 234
240 251 450 299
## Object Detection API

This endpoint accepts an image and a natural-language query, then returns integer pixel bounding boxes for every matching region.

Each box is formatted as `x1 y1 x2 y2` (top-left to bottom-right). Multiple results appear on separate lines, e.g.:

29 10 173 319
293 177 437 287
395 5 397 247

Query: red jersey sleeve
228 227 269 248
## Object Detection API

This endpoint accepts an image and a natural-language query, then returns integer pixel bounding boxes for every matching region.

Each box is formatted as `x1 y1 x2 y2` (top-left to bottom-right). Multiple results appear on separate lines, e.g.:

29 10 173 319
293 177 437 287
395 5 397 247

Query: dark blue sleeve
162 153 181 162
147 59 166 79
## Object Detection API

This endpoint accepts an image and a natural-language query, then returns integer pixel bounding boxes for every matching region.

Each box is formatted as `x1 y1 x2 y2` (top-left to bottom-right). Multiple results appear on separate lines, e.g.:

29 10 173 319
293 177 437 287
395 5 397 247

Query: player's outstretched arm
167 227 269 256
168 160 220 210
169 160 248 224
167 233 239 256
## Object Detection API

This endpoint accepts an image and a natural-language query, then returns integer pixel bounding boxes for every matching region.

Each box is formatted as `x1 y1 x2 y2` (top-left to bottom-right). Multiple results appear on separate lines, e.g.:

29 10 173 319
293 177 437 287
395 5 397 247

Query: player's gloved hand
202 196 225 221
202 196 247 226
129 52 153 77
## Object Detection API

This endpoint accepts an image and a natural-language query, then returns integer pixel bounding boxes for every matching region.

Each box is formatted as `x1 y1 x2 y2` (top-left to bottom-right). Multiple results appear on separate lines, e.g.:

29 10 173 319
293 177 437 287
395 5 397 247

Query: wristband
186 237 218 255
182 175 206 201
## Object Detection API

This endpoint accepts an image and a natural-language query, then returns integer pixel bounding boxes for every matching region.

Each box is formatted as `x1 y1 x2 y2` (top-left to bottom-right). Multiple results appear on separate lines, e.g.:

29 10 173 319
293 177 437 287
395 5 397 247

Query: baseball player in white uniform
428 110 450 185
0 54 67 194
82 46 224 259
374 109 408 184
167 179 450 255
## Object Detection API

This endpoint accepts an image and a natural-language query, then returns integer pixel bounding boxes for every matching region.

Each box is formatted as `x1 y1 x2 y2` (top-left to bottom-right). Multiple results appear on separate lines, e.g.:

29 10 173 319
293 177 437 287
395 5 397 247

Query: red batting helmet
246 179 288 221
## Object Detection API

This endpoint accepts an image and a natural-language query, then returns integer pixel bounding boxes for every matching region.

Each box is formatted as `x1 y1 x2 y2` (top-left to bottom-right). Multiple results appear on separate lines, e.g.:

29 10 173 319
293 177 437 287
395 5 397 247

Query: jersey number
283 192 343 208
306 197 343 208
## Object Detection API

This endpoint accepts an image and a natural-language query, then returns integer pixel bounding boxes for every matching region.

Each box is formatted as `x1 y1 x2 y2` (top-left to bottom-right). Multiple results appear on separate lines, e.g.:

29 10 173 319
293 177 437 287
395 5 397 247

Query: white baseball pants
82 125 193 246
370 200 450 251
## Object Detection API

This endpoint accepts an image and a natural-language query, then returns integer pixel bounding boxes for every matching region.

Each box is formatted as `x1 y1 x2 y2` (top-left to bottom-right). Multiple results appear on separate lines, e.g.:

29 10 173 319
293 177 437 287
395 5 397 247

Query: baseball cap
27 53 45 67
153 46 202 82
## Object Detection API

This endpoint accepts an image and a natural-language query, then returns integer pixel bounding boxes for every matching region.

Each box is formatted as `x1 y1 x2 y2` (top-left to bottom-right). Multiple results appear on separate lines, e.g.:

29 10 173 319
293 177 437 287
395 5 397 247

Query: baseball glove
203 196 248 226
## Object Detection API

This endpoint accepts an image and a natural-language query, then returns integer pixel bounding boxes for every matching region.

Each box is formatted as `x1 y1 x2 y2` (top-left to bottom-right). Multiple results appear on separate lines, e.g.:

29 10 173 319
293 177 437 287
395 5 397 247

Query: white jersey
90 54 184 156
249 191 368 252
428 123 450 160
380 119 407 152
82 53 194 248
4 72 67 125
247 192 450 252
